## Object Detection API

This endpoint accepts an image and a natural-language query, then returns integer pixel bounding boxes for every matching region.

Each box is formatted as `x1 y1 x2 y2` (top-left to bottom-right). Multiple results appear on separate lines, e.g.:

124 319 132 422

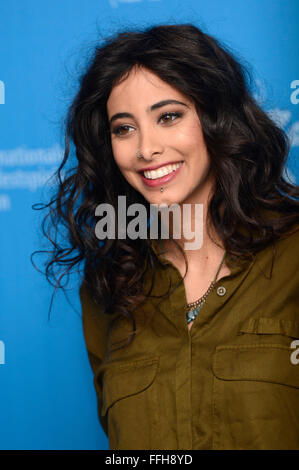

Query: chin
159 195 183 207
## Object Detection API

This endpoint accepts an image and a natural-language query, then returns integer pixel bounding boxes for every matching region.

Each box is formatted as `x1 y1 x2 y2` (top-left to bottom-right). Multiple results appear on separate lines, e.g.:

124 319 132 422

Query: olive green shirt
80 227 299 450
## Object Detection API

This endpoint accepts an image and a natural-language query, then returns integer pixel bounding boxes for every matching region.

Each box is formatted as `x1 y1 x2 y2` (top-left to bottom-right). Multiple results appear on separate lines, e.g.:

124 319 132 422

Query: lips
140 161 184 187
138 160 184 174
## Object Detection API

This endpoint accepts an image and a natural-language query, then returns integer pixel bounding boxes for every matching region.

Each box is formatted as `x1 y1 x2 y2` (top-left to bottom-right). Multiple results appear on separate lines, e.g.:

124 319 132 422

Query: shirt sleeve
79 283 109 436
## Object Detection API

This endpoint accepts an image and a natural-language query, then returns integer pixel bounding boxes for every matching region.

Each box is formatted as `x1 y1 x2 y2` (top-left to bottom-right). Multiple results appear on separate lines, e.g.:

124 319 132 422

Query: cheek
174 124 205 152
111 145 126 169
112 154 137 186
111 141 135 170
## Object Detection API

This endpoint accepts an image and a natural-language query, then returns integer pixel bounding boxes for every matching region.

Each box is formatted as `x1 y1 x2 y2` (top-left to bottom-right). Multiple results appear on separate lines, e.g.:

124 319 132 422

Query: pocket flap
212 345 299 388
239 317 299 338
101 357 159 415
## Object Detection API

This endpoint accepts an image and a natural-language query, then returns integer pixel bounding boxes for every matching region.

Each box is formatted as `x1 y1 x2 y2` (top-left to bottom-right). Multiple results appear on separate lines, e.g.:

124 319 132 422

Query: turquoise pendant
186 303 204 324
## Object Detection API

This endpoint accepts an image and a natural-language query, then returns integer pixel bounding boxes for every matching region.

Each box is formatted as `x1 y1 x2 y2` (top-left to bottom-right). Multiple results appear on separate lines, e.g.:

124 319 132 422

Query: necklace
185 252 226 324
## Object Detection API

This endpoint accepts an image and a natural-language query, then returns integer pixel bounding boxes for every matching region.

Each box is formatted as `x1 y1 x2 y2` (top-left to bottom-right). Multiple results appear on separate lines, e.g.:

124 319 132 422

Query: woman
36 24 299 449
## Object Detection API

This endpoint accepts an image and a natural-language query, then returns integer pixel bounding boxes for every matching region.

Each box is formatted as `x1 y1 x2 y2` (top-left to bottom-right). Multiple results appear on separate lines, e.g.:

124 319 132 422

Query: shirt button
217 286 226 296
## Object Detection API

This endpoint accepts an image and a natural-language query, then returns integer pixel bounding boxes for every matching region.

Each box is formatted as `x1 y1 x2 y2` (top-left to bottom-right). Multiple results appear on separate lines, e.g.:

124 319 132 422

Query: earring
160 187 164 192
136 150 143 159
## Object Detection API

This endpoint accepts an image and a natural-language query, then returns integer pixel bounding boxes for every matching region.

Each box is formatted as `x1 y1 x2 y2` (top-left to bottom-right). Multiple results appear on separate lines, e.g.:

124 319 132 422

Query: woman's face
107 66 214 206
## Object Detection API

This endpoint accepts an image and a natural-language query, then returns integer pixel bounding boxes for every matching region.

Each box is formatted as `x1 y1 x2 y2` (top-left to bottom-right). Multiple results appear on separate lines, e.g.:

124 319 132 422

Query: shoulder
240 223 299 296
239 224 299 329
256 208 299 261
272 224 299 269
252 223 299 292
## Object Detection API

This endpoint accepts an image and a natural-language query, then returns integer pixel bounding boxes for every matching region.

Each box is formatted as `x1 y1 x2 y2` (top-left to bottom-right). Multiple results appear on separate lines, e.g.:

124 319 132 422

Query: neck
159 180 225 268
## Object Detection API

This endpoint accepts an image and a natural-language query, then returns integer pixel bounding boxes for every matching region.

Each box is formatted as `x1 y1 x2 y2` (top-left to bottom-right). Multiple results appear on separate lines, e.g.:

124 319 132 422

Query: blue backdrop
0 0 298 450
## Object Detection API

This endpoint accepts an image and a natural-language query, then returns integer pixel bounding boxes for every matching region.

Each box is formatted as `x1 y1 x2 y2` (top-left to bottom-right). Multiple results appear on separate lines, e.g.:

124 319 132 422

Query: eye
111 111 183 137
111 125 134 137
158 111 183 124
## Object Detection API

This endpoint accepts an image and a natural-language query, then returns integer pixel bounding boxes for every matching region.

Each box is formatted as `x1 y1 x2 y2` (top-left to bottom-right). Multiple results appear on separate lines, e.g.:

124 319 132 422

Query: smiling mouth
142 161 183 180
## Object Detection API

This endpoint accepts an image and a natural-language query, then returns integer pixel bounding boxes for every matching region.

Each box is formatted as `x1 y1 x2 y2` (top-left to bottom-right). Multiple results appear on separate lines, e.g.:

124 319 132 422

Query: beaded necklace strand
185 252 226 324
157 238 226 325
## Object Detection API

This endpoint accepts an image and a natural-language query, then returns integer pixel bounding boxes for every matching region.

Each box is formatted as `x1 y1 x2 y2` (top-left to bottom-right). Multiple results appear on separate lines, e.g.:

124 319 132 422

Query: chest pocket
211 317 299 450
99 356 160 450
238 316 299 339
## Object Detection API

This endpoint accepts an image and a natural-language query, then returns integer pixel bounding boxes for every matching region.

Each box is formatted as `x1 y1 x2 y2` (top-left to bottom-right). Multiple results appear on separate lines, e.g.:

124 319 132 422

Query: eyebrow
109 99 189 125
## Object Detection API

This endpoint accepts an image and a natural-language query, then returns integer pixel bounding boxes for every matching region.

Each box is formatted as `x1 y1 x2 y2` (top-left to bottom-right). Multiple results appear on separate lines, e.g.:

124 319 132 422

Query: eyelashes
111 111 183 137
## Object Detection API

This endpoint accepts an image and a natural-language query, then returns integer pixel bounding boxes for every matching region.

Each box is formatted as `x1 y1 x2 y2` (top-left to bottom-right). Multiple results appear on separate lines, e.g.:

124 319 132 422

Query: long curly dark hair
32 23 299 348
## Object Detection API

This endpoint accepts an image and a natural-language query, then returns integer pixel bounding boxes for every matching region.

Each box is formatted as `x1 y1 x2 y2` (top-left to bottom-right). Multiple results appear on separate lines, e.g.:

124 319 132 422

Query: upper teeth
143 162 183 179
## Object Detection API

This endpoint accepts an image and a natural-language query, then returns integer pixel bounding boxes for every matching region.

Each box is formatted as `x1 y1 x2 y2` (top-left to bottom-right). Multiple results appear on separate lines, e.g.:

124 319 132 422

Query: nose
137 124 164 161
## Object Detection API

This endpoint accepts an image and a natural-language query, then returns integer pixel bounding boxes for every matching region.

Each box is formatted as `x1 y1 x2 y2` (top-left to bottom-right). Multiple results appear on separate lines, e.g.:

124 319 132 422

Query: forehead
107 66 190 112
